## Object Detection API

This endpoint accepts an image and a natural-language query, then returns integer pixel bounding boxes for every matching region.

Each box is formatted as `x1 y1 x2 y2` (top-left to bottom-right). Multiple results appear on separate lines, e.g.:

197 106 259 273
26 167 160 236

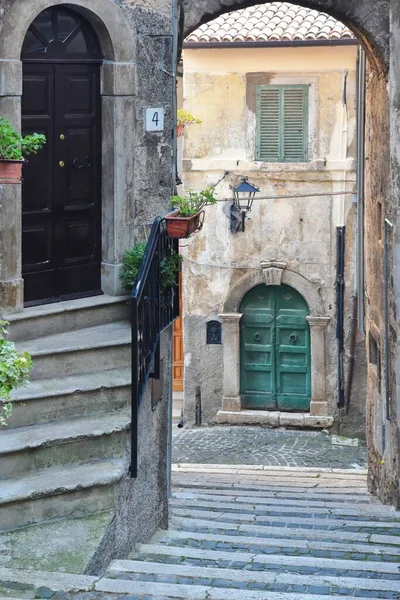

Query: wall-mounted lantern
231 177 260 233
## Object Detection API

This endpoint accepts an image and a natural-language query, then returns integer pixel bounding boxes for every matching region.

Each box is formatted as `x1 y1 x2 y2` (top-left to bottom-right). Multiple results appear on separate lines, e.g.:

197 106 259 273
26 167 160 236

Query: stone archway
0 0 136 310
219 264 331 423
180 0 389 72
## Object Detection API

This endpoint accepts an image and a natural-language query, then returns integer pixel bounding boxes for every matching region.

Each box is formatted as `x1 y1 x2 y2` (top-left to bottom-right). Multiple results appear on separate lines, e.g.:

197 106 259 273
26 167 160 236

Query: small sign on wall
145 108 164 132
206 320 222 345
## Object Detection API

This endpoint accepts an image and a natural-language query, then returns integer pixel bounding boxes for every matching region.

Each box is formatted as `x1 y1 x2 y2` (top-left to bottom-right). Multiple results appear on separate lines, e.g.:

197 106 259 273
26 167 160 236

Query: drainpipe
344 47 366 413
336 226 345 409
384 218 393 422
356 47 366 333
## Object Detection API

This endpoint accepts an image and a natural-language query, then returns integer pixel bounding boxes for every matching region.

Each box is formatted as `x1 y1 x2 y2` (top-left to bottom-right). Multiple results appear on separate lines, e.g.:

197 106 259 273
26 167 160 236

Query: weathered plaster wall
181 46 359 427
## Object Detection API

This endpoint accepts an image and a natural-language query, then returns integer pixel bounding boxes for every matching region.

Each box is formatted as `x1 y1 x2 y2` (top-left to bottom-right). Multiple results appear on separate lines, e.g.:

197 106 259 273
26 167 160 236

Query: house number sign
145 108 164 132
206 320 222 345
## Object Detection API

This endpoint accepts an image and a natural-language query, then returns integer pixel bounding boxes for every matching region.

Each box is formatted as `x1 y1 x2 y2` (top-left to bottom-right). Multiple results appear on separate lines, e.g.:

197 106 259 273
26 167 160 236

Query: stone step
0 458 126 531
172 480 372 502
8 367 131 428
3 294 130 342
0 411 130 479
170 495 399 519
131 543 400 575
171 486 374 506
138 529 400 557
169 515 400 543
0 568 378 600
17 321 131 380
107 558 400 594
172 476 368 494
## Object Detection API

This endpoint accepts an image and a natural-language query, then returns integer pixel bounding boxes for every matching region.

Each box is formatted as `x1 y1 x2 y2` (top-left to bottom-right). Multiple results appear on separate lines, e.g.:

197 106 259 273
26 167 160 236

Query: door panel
22 64 56 304
22 62 101 305
240 285 311 411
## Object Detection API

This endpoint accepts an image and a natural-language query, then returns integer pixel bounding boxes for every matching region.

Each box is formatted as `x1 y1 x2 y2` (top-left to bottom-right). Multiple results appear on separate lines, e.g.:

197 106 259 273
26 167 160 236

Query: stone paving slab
172 427 367 468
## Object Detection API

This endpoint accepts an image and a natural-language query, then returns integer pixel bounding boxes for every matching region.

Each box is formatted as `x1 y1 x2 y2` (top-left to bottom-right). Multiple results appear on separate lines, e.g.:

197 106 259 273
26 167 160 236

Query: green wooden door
240 285 311 411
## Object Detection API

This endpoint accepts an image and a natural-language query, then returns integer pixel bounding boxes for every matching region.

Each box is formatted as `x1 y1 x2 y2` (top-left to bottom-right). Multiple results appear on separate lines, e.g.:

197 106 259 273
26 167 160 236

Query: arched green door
240 284 311 411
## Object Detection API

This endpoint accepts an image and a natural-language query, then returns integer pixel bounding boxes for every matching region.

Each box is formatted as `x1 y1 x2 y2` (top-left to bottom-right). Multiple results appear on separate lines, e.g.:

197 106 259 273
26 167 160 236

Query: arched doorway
21 6 103 305
240 284 311 411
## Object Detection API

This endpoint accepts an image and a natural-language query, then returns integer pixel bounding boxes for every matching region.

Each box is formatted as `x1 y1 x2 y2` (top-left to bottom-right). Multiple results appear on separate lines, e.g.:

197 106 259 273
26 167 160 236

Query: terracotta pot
165 210 203 239
0 160 24 184
176 124 185 137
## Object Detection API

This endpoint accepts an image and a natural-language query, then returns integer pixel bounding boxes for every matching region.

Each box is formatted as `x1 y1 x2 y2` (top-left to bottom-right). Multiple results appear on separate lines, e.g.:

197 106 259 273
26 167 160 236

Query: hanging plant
0 321 33 426
177 109 202 137
165 188 217 238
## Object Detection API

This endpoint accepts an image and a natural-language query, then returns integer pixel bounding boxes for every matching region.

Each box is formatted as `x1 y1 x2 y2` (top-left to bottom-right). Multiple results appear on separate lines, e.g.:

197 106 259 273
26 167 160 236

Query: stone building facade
180 7 363 432
0 0 174 567
180 0 400 509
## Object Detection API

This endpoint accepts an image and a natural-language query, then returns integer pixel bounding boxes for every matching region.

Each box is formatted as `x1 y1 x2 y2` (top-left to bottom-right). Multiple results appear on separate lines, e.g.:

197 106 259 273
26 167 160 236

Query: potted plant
177 109 202 137
119 242 182 293
166 187 217 239
0 117 46 184
0 321 33 426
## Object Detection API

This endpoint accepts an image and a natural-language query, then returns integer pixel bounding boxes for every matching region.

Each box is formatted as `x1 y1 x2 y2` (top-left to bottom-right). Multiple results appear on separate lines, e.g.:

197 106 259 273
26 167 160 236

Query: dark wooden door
21 7 102 305
240 285 311 411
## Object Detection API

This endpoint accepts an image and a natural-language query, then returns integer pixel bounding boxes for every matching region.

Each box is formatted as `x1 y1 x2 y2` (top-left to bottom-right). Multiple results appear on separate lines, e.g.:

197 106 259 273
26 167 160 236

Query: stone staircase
0 295 131 533
1 464 400 599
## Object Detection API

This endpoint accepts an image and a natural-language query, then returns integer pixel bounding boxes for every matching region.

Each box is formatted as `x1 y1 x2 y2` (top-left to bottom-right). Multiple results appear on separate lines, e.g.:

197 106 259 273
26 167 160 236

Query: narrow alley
0 429 399 600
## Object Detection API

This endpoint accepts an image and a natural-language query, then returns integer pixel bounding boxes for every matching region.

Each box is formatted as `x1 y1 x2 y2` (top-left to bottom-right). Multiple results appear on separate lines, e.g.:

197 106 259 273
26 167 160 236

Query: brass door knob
59 161 65 167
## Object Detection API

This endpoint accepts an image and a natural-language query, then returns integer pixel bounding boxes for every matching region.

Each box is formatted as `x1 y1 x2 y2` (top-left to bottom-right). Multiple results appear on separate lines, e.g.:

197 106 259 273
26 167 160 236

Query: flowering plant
0 320 33 425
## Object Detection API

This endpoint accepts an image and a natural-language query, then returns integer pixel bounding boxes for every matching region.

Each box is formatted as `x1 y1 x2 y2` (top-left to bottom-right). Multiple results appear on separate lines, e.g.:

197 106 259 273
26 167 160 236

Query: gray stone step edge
0 567 386 600
0 458 127 505
18 322 131 358
0 411 131 455
10 367 131 402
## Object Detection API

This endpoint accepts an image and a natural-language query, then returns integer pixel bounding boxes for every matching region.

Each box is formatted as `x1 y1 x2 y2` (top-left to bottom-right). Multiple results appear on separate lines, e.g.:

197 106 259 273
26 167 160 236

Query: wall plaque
206 320 222 344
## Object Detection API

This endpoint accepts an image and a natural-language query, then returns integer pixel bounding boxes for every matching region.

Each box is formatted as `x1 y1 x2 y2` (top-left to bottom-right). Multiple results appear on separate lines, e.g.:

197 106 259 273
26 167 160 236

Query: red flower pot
165 210 204 239
176 125 185 137
0 160 24 184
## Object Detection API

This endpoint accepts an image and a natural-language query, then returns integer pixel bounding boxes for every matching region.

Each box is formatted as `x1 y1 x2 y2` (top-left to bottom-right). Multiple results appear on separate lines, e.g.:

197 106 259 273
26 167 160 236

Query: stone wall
0 0 174 563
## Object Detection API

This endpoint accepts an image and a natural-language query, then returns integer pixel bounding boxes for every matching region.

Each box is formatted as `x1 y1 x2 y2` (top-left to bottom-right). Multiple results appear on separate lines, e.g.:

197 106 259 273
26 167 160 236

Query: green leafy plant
171 188 217 217
119 242 182 292
119 242 147 291
177 109 202 127
160 252 183 291
0 321 33 425
0 117 46 161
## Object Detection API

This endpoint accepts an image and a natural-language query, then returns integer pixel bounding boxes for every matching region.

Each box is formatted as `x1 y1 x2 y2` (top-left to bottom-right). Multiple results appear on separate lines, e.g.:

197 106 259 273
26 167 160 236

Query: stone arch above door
0 0 136 311
223 265 325 316
219 264 331 422
0 0 134 62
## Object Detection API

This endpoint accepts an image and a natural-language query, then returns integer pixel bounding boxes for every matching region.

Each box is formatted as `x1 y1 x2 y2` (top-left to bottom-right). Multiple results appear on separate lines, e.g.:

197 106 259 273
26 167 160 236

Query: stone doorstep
216 410 334 429
2 294 129 322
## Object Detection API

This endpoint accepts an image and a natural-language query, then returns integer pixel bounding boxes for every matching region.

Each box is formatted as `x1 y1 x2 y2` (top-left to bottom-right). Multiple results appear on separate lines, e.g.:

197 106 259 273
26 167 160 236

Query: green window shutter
282 86 308 161
256 85 308 162
256 87 280 162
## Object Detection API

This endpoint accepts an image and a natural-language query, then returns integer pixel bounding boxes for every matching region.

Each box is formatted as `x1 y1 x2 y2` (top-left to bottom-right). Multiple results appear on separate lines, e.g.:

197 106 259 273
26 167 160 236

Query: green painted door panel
240 284 311 411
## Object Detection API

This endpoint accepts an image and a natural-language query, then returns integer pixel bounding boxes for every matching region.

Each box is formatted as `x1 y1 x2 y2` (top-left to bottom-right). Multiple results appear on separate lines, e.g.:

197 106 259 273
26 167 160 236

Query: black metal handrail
130 216 180 477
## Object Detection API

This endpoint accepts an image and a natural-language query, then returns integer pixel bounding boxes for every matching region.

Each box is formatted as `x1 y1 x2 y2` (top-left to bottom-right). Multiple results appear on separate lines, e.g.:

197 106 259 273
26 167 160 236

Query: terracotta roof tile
185 2 355 44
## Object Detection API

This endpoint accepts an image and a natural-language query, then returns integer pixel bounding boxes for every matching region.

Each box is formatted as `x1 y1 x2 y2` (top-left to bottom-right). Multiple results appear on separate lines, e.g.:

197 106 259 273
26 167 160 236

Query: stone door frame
0 0 136 312
219 262 331 416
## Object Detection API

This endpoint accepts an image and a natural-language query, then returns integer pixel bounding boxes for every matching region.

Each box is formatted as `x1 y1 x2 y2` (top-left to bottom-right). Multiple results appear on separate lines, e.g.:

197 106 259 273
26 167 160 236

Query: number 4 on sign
146 108 164 132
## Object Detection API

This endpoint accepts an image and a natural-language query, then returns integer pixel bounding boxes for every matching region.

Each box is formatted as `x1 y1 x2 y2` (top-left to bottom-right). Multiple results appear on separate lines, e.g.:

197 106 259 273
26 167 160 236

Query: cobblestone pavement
172 427 368 469
3 464 400 600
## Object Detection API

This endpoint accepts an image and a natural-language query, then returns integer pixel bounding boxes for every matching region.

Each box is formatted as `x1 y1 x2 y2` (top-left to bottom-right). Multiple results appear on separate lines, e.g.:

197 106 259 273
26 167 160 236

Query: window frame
255 84 310 163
